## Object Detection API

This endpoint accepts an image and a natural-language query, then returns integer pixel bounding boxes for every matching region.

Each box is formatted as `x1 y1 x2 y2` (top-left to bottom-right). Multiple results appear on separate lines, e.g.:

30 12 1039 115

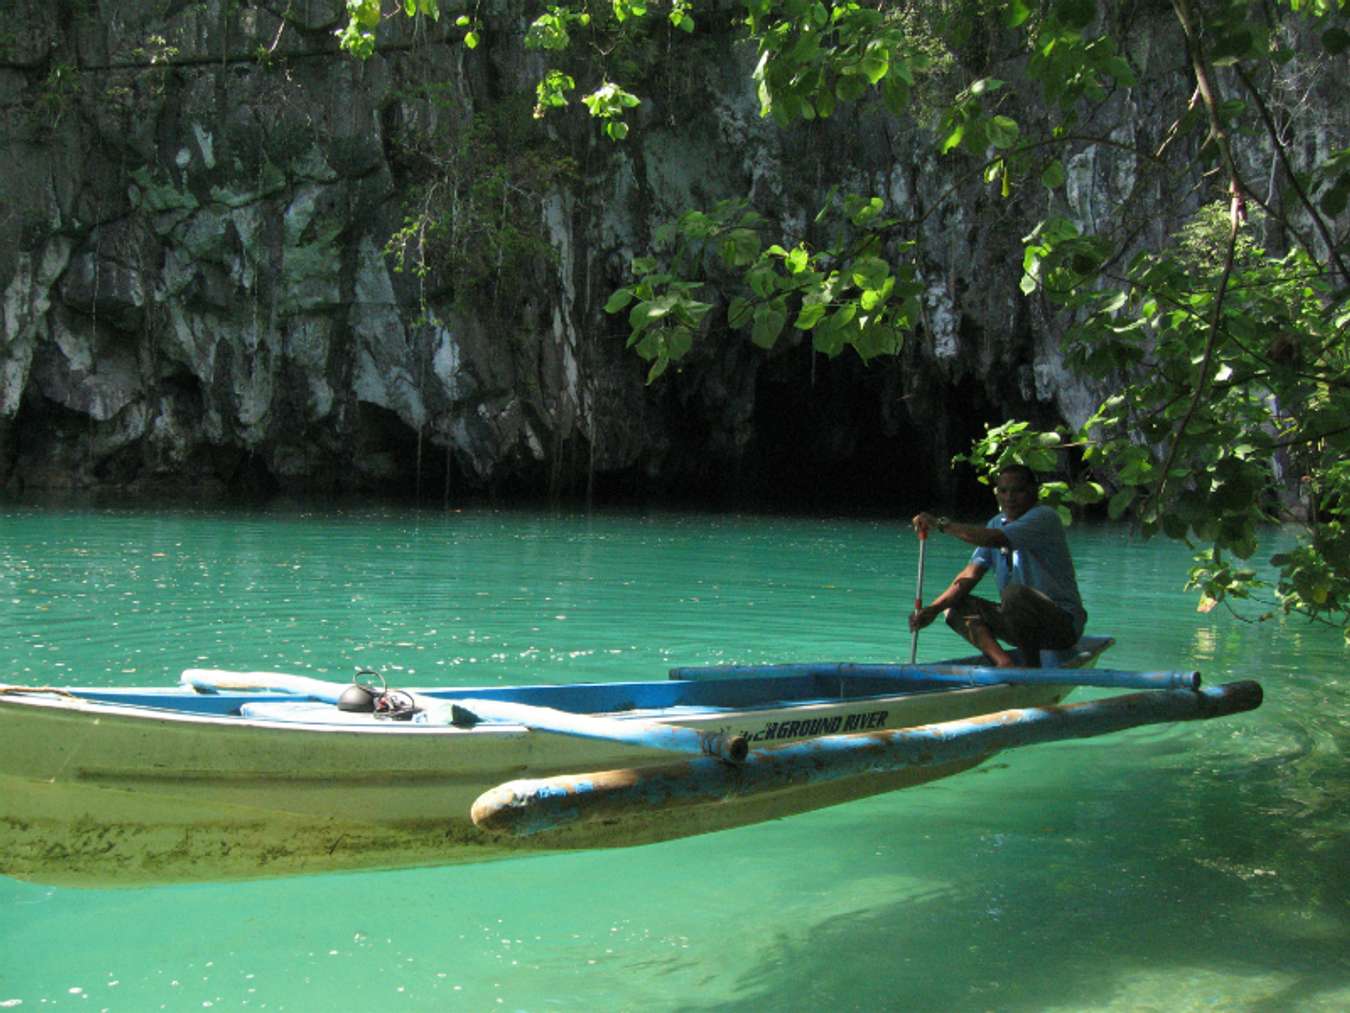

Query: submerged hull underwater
0 636 1259 887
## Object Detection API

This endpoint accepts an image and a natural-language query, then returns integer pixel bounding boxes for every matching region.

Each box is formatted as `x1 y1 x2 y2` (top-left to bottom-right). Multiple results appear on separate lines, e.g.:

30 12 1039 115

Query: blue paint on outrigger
470 680 1263 837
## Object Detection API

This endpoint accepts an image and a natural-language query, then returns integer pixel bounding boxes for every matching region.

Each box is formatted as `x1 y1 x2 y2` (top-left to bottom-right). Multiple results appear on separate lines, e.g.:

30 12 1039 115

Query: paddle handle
909 530 928 664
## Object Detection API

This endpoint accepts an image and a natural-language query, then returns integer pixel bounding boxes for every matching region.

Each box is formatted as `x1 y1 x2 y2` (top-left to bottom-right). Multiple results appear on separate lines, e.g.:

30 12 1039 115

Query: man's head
994 464 1039 521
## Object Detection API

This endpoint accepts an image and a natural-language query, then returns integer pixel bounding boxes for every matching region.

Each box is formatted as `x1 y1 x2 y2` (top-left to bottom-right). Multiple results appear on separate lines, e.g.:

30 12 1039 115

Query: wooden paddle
909 528 928 664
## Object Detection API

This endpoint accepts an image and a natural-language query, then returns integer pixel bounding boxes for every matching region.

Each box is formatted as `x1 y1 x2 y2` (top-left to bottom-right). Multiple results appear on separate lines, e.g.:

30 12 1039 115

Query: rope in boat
0 684 79 698
342 669 420 721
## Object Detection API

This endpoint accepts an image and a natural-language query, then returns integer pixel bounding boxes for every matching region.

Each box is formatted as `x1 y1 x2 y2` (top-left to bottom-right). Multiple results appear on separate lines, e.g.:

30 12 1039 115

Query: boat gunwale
0 677 1027 737
0 636 1116 736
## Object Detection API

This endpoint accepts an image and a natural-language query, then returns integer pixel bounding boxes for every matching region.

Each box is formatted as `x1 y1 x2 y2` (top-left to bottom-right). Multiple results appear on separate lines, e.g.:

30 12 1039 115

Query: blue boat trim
36 637 1125 726
668 663 1200 692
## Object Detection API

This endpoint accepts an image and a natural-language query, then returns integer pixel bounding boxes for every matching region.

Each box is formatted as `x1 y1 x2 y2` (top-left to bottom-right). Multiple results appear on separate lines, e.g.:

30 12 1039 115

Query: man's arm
913 511 1010 549
909 561 987 632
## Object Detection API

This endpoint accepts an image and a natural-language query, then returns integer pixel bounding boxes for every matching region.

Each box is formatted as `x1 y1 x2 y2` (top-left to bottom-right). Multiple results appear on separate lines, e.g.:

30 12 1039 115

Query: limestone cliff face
0 3 1339 508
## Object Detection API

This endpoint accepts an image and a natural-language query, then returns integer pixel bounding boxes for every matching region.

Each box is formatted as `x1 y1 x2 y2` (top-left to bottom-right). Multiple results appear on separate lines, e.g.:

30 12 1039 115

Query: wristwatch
937 516 950 533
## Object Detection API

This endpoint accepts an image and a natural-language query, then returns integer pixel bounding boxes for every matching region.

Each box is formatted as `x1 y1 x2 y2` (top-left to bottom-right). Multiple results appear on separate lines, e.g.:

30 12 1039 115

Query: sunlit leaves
580 81 641 141
338 0 445 58
940 78 1005 156
456 15 480 49
605 189 923 377
747 2 920 125
347 0 379 28
1024 5 1137 109
607 269 713 382
1006 188 1350 627
612 0 648 23
534 70 576 118
335 0 381 58
525 6 590 51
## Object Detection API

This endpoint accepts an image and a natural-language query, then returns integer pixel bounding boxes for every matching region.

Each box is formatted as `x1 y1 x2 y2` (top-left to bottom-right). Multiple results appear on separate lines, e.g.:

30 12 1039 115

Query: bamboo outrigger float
0 635 1262 888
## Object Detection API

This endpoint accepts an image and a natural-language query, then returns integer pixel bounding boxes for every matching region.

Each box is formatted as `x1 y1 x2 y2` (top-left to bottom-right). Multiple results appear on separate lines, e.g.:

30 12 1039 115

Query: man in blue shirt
909 464 1086 668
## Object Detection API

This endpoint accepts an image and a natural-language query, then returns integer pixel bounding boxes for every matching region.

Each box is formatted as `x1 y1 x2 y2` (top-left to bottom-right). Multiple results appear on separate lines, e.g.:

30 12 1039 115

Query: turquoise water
0 506 1345 1011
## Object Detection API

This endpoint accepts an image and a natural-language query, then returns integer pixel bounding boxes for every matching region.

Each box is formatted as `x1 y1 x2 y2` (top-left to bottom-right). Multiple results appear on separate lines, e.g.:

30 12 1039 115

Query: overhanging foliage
344 0 1350 639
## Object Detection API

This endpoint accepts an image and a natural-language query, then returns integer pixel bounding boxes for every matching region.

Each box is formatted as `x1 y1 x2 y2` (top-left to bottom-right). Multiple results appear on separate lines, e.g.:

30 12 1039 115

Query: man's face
994 471 1038 521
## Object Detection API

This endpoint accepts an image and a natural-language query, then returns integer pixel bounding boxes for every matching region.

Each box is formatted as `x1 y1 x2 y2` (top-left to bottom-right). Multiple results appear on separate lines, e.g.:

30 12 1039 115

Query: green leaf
987 115 1020 149
354 0 380 29
628 300 661 327
747 265 778 299
1101 55 1136 86
751 302 787 348
1070 481 1105 504
849 255 890 290
1108 486 1136 519
604 288 634 314
860 49 889 86
860 276 894 311
794 300 828 330
814 86 837 119
835 75 868 102
881 74 908 116
667 324 693 361
719 227 761 268
1005 0 1032 28
941 122 965 155
1320 177 1349 217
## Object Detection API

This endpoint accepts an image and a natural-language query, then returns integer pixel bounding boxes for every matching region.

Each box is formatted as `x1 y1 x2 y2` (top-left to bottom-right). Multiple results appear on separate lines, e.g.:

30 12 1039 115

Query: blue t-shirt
970 504 1087 637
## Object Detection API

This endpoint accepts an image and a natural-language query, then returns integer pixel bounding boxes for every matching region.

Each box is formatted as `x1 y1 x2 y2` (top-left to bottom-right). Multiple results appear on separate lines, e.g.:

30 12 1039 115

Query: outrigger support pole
441 697 750 764
470 680 1263 838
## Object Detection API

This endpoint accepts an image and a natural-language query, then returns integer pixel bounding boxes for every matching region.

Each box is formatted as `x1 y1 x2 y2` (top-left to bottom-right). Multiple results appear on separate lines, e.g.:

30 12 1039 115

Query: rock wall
0 2 1340 509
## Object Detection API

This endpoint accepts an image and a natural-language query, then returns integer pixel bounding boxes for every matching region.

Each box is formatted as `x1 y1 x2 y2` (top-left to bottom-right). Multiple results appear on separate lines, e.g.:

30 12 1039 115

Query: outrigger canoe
0 635 1261 888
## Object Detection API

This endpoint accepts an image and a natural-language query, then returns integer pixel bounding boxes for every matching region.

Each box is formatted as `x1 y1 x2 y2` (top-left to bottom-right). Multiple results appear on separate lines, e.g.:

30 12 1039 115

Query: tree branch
1235 63 1350 288
1152 0 1252 512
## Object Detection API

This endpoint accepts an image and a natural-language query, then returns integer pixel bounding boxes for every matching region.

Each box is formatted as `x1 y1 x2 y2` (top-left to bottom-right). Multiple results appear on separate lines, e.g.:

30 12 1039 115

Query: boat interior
21 636 1115 724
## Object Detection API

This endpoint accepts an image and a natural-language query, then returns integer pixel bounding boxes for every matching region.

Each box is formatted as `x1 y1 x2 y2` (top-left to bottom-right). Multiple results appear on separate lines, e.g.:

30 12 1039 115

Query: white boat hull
1 678 1070 887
